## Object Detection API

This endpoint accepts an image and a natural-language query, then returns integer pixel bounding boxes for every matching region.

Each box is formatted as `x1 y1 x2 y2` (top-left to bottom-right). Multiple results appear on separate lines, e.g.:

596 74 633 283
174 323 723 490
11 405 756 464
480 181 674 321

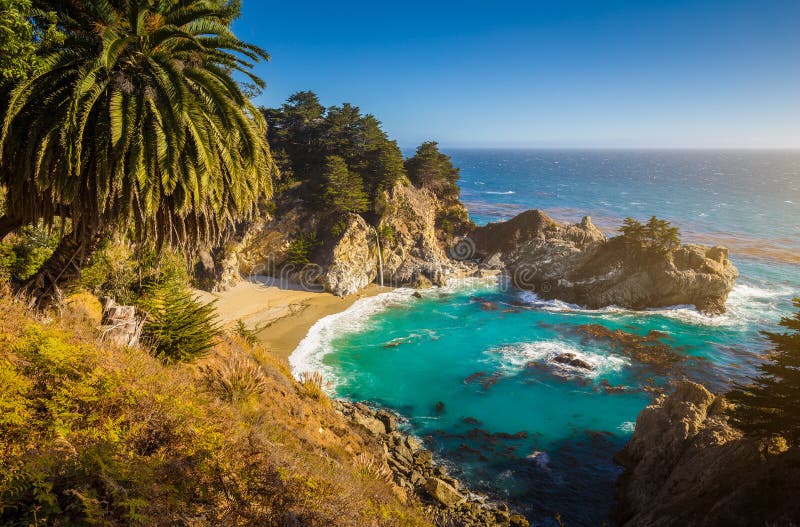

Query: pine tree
405 142 461 200
619 217 645 248
728 298 800 450
322 156 369 214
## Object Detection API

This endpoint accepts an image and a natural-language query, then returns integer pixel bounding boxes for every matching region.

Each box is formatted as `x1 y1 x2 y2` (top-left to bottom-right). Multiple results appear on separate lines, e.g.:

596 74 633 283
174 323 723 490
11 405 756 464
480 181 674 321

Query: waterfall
374 228 384 287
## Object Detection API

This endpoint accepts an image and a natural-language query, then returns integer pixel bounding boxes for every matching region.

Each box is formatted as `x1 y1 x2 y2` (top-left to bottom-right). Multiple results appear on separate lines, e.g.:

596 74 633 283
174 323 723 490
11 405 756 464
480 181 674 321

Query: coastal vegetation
728 298 800 450
0 292 428 526
619 216 681 255
0 0 274 304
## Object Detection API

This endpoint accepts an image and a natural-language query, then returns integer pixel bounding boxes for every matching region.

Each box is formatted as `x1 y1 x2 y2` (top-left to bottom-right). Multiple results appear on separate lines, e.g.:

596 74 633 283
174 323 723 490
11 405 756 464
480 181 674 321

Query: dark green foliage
728 299 800 450
436 205 473 236
138 280 221 364
405 142 461 200
287 231 318 265
619 216 681 255
263 91 406 209
322 155 369 214
78 242 190 305
0 0 274 301
0 223 60 279
0 0 35 82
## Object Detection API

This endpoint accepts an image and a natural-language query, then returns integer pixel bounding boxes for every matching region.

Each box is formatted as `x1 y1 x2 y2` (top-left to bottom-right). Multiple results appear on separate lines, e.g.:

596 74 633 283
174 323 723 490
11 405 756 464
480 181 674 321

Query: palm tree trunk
0 215 21 242
22 225 109 307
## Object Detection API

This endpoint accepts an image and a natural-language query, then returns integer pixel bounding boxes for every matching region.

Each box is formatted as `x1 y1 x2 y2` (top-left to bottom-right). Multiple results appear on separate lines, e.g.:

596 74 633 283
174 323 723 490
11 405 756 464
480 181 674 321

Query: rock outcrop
197 181 473 296
335 400 530 527
99 297 143 347
376 182 457 288
614 381 800 526
317 214 378 296
469 210 738 314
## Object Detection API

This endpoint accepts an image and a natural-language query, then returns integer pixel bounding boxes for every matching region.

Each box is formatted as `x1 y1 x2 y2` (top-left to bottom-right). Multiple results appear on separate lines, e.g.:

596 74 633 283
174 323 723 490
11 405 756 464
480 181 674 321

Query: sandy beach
195 277 389 359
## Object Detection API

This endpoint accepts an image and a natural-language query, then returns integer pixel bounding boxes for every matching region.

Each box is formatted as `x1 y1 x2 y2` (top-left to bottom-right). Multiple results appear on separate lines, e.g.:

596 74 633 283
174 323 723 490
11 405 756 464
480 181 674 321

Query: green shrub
378 224 397 247
0 224 60 280
79 243 189 305
138 280 221 364
287 232 318 265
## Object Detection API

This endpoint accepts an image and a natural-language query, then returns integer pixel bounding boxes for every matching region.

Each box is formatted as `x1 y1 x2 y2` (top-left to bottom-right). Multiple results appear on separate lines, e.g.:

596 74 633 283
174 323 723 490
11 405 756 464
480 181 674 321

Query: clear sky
233 0 800 149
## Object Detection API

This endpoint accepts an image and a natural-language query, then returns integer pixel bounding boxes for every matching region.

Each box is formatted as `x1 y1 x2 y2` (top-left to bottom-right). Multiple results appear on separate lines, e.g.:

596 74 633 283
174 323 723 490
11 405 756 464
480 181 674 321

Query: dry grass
300 370 327 401
0 292 431 527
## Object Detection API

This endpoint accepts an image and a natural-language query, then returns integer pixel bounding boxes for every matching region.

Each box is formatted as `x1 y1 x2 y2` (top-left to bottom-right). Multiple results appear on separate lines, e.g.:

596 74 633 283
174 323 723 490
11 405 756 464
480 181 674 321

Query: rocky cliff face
196 181 471 295
376 181 464 288
468 210 738 314
614 381 800 526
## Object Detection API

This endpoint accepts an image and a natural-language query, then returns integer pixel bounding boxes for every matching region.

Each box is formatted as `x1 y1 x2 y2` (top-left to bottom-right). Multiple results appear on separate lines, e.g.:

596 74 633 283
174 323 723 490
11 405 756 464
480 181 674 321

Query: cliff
614 381 800 526
468 210 738 314
197 181 472 295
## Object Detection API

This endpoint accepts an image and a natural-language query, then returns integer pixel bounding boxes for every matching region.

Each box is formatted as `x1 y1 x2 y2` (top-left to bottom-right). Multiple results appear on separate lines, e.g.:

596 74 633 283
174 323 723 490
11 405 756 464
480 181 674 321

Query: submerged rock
468 210 738 314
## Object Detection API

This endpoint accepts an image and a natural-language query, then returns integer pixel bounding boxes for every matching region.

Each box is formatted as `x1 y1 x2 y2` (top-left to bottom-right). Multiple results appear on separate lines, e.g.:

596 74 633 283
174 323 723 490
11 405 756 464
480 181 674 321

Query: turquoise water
291 150 799 526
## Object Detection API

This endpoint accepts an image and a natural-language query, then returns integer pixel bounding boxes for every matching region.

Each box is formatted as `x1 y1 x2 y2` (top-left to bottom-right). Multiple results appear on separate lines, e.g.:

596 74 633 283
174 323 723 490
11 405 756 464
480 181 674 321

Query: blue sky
234 0 800 149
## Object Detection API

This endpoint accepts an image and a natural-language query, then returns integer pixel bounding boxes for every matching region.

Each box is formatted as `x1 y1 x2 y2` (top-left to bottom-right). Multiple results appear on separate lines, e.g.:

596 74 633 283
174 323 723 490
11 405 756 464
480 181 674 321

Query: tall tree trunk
0 215 21 241
21 225 108 307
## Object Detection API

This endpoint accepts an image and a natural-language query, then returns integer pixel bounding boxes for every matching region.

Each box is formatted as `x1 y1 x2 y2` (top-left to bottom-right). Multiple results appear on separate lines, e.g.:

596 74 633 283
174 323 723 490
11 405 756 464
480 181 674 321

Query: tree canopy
404 141 461 201
619 216 681 255
728 298 800 450
322 155 368 215
263 91 405 207
0 0 274 300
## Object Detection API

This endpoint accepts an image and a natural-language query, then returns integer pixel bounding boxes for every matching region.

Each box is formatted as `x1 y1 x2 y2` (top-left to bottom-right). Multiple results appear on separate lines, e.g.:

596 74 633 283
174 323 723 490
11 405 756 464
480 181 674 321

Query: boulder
99 298 143 348
424 477 465 508
318 214 378 296
552 352 594 371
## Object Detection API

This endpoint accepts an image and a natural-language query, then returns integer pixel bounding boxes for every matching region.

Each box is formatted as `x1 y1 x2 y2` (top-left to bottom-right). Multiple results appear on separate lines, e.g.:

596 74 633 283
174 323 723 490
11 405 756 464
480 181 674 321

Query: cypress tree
728 299 800 450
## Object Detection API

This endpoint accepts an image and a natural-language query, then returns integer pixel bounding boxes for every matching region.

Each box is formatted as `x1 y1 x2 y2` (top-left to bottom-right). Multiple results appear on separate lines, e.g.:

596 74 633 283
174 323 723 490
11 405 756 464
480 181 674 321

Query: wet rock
552 352 594 371
510 513 530 527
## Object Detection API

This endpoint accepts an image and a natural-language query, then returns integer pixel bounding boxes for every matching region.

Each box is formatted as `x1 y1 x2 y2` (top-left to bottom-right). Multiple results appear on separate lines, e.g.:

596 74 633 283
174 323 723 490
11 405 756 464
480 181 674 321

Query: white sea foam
515 282 793 328
618 421 636 433
484 190 516 195
289 288 416 386
485 340 628 378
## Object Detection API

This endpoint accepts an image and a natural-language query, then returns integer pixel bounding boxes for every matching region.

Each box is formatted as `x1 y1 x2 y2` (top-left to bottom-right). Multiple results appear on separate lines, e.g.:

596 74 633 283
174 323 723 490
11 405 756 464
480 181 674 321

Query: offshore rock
468 210 738 314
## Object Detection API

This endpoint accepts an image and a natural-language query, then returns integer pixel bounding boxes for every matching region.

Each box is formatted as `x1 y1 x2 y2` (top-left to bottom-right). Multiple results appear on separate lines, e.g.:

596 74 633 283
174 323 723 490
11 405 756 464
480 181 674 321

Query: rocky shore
614 381 800 526
333 400 530 527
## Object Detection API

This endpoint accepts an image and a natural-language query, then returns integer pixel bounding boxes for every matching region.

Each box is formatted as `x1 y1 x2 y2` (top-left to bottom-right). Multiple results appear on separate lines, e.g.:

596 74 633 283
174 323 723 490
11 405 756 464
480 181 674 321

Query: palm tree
0 0 275 303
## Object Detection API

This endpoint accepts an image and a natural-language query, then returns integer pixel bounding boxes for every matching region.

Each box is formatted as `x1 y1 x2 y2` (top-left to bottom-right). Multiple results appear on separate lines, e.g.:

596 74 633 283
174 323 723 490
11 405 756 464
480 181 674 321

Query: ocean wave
485 340 628 378
515 282 793 327
289 288 417 386
484 190 516 195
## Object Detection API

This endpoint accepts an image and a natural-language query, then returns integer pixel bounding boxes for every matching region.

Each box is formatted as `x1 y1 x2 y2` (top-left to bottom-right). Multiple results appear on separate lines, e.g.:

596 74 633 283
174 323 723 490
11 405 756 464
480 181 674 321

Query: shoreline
195 277 390 360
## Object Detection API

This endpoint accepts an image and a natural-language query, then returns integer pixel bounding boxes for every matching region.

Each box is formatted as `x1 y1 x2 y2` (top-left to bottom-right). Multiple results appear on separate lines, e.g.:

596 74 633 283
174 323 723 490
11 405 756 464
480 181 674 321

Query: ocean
291 150 800 526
